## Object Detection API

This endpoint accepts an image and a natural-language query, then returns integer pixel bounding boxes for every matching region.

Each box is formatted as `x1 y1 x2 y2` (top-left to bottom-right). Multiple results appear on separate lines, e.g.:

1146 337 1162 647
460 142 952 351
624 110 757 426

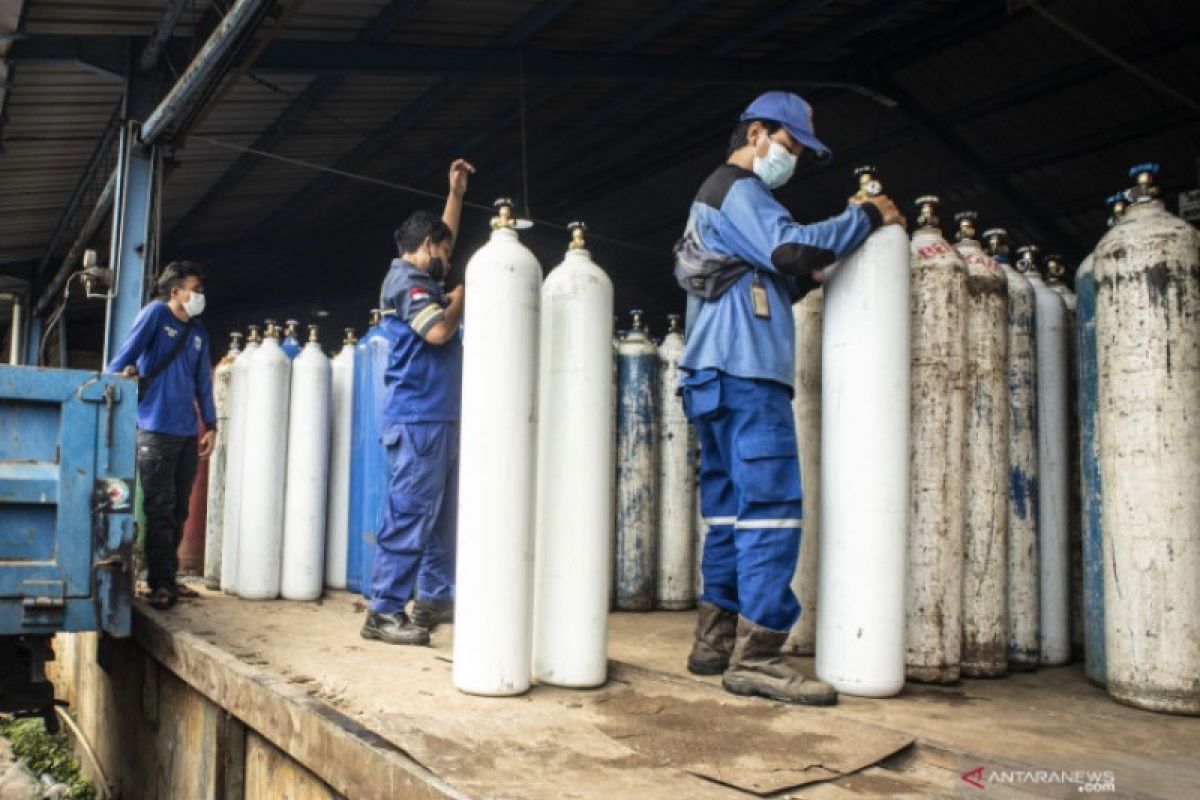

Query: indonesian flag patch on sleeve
409 287 430 302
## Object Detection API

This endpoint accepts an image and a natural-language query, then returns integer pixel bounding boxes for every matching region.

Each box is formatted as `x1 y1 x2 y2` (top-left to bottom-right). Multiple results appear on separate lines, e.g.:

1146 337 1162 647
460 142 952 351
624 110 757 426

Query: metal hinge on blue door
21 581 65 627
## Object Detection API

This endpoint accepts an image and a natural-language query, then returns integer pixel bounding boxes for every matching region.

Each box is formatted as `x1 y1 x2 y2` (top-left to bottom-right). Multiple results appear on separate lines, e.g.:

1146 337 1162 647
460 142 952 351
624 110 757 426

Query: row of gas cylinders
199 318 354 602
199 209 625 697
611 311 702 614
798 164 1197 716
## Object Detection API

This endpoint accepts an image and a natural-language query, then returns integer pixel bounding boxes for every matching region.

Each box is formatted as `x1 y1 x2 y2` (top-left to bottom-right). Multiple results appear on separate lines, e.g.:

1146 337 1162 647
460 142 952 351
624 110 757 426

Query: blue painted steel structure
348 313 389 596
0 366 137 718
1075 257 1105 686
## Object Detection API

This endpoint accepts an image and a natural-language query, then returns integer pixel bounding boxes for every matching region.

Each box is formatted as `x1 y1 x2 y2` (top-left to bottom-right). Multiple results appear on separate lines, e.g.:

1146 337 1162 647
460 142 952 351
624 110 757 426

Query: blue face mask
752 139 798 190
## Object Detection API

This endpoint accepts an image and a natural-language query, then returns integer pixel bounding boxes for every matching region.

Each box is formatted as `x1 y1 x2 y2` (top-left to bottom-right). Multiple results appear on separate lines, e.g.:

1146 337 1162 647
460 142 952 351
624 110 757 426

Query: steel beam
244 40 861 83
24 315 41 366
482 0 922 211
880 77 1083 253
15 32 863 83
105 74 159 365
140 0 278 146
34 105 120 281
139 0 191 73
250 0 579 238
374 0 716 215
998 107 1200 174
33 171 116 317
167 1 429 246
33 0 281 320
343 0 836 229
947 19 1200 127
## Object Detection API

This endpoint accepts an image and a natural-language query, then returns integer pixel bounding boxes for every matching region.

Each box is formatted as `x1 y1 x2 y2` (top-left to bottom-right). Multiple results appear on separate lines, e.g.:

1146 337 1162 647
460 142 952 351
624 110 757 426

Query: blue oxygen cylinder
615 309 658 611
282 319 302 360
348 309 390 597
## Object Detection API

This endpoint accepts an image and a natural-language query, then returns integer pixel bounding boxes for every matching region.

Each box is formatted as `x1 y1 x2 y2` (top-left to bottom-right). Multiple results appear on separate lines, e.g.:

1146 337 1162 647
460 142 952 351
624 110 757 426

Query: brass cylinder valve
914 195 940 231
1015 245 1042 276
982 228 1010 261
1127 163 1160 203
954 211 979 243
492 198 517 230
567 221 588 250
854 165 883 200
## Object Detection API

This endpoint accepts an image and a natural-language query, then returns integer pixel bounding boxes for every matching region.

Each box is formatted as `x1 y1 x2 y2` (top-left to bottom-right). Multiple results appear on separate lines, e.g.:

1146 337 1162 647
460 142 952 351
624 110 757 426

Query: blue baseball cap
740 91 831 161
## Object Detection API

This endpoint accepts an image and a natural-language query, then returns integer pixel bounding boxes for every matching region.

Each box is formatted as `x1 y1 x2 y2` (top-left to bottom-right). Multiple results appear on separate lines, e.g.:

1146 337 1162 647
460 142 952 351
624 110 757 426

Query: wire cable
188 133 667 255
1024 0 1200 115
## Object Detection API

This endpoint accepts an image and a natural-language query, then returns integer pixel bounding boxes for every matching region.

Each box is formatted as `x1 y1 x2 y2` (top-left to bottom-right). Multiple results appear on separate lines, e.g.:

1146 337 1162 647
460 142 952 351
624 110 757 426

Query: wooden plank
244 731 340 800
132 604 468 800
218 711 246 800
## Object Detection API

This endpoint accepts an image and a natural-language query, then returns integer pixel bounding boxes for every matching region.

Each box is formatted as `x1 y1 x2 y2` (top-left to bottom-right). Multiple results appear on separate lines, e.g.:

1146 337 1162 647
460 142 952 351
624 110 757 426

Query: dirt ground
0 738 40 800
159 588 1200 799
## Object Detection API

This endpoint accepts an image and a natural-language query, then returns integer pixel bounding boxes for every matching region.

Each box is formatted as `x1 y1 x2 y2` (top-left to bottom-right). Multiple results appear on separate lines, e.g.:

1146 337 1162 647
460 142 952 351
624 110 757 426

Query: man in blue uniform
361 159 474 646
679 92 904 704
108 261 217 610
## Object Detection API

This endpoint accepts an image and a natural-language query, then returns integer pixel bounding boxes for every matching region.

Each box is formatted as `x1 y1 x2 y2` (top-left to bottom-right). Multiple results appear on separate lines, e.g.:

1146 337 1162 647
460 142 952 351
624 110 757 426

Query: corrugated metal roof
0 0 1197 341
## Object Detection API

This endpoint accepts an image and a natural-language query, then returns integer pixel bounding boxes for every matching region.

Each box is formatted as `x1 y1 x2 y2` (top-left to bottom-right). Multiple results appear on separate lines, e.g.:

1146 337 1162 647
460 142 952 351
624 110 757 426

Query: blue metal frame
103 73 158 365
0 367 136 636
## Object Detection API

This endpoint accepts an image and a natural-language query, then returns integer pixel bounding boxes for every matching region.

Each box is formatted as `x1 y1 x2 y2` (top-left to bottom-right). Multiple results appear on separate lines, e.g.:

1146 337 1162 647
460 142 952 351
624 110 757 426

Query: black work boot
721 617 838 706
410 599 454 631
687 602 737 675
360 612 431 646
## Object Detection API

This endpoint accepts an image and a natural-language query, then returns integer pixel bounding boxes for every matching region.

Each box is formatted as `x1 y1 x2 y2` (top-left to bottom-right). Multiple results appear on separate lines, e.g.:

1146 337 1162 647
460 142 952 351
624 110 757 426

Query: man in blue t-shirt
361 159 473 646
107 261 217 610
679 92 904 705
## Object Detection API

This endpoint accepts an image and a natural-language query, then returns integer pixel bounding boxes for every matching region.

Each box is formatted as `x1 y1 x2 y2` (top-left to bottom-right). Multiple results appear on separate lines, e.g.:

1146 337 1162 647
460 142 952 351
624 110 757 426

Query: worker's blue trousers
370 421 459 615
681 370 803 632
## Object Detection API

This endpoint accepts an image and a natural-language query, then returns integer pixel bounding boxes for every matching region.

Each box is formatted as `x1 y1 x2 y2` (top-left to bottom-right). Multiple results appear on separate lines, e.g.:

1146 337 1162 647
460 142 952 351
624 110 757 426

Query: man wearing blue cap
676 91 904 705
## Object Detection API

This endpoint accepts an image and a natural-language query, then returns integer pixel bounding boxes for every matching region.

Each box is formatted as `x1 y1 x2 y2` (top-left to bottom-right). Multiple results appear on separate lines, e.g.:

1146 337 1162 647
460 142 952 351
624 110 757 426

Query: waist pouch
673 231 750 300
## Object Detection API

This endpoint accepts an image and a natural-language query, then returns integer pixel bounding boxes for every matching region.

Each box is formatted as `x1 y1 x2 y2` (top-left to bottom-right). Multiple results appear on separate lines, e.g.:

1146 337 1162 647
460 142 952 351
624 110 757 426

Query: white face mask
182 291 206 317
752 137 798 190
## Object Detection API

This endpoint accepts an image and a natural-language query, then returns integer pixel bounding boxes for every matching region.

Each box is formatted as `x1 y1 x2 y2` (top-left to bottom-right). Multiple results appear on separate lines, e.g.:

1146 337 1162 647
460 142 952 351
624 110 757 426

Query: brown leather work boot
687 602 737 675
721 617 838 706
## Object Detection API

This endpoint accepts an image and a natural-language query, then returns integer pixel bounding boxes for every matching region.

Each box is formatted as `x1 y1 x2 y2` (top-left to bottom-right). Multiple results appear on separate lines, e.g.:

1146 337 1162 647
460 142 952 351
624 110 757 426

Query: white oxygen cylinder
204 331 241 589
236 323 292 600
953 213 1010 678
1019 245 1071 667
906 196 968 684
454 199 542 696
655 314 694 610
532 223 614 688
281 326 332 601
220 325 260 594
1094 164 1200 715
324 329 356 589
816 167 910 697
785 290 822 655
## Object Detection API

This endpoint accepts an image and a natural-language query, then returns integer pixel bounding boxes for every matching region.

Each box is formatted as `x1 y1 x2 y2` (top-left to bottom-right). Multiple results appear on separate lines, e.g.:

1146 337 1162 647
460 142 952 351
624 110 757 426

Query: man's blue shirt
379 259 462 424
680 164 881 390
106 301 216 437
